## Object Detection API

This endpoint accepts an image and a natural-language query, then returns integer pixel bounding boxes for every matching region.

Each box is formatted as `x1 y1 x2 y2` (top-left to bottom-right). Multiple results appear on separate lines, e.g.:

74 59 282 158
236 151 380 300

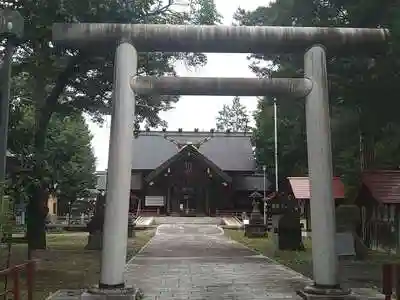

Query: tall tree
45 113 96 214
2 0 221 249
235 0 400 197
7 102 96 218
216 96 250 132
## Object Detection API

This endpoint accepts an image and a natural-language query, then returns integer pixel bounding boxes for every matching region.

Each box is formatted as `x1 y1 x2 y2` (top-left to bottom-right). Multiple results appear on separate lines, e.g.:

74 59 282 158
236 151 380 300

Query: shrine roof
131 130 256 171
287 176 345 200
361 170 400 204
145 143 232 183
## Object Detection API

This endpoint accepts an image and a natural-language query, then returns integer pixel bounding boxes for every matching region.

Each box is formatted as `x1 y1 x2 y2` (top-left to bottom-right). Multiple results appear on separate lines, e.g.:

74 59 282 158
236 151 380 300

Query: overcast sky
86 0 271 171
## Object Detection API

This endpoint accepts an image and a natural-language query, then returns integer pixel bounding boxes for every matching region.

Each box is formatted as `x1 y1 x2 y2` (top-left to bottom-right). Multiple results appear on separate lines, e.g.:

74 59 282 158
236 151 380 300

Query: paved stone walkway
125 224 309 299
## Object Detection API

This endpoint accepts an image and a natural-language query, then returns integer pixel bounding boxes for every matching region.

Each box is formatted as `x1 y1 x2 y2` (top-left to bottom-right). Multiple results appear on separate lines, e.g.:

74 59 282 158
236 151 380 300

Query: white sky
86 0 271 171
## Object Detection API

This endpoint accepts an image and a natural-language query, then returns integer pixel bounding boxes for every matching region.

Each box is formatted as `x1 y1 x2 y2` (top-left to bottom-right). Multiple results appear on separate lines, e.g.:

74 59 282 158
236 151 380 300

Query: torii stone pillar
99 41 137 289
52 23 389 299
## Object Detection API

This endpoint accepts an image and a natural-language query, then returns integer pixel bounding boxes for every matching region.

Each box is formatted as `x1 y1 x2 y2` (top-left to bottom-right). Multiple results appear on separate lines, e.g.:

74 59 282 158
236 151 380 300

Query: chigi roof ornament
163 134 212 150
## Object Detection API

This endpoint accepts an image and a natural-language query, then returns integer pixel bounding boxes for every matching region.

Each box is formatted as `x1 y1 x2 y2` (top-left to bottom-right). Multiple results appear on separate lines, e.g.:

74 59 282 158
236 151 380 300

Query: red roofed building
287 177 345 200
285 176 346 231
356 170 400 250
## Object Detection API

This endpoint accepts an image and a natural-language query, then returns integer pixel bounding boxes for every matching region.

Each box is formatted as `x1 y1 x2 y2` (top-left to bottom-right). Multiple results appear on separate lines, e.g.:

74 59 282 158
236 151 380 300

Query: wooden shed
356 170 400 252
284 176 346 231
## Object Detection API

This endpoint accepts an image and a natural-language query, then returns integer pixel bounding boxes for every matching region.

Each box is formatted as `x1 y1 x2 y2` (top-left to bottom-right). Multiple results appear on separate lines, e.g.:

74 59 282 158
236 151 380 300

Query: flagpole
263 165 266 225
274 99 279 192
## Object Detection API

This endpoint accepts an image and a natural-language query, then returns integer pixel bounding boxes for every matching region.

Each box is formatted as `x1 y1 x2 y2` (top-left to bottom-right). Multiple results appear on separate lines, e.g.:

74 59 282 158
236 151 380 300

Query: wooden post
395 264 400 300
12 268 19 300
396 206 400 254
382 264 393 300
26 261 35 300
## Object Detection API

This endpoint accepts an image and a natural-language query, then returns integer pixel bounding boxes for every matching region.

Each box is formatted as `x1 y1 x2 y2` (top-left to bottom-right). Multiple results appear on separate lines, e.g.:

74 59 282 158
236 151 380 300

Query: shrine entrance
173 186 203 216
145 143 232 216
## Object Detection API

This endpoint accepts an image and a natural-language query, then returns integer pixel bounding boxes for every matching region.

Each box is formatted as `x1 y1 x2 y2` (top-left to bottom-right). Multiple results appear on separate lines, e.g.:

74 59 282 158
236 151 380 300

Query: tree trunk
26 188 47 251
359 131 375 170
26 99 53 251
25 54 85 251
359 109 377 171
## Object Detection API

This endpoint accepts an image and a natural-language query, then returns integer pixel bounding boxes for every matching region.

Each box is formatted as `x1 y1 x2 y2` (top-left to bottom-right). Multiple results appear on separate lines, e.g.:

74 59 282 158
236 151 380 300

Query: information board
145 196 164 206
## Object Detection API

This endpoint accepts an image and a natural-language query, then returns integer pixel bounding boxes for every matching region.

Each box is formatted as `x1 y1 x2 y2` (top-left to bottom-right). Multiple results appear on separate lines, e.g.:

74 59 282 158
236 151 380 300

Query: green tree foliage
236 0 400 197
216 96 250 132
7 102 96 216
1 0 221 249
45 113 96 214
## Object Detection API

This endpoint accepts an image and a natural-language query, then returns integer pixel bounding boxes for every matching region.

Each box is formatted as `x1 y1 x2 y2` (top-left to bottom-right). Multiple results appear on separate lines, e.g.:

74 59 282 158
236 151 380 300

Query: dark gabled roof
361 170 400 204
287 176 345 200
132 131 256 171
233 175 271 191
145 144 232 183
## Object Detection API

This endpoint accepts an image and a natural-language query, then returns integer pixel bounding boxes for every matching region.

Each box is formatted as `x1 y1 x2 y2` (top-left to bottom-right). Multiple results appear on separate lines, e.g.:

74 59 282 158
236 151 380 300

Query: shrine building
96 130 271 216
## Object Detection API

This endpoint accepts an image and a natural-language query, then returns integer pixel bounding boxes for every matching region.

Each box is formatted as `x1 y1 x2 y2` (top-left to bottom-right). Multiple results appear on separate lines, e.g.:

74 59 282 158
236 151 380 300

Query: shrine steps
221 217 243 229
154 216 222 225
134 216 154 227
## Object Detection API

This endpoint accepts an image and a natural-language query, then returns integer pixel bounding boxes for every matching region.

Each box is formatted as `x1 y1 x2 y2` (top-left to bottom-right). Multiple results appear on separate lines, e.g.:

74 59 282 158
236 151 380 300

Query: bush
0 196 14 243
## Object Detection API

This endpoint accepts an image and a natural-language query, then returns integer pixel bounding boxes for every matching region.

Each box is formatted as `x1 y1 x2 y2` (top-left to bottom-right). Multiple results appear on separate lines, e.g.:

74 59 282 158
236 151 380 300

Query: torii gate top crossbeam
52 23 388 54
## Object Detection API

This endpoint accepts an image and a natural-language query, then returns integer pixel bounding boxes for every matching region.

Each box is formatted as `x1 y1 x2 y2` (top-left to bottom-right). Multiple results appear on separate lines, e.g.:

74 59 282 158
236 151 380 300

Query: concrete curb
126 227 158 265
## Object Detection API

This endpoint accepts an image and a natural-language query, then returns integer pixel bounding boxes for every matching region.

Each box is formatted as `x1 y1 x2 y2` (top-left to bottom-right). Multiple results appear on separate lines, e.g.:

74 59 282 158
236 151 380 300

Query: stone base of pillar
45 287 143 300
297 285 354 300
81 287 143 300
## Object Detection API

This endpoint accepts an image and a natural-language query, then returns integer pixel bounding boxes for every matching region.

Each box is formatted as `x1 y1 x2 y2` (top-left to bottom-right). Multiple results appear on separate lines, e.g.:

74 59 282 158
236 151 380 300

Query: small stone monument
244 198 267 238
85 194 105 250
336 204 367 259
269 193 303 251
278 210 304 251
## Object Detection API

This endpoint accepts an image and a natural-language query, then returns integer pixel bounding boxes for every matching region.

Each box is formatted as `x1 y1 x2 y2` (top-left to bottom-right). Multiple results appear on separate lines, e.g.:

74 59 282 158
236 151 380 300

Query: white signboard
145 196 164 207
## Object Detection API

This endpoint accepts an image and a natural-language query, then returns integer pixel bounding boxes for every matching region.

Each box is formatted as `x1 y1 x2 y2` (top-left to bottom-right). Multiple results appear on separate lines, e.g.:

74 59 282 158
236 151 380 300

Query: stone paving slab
47 222 385 300
125 224 307 299
124 224 386 300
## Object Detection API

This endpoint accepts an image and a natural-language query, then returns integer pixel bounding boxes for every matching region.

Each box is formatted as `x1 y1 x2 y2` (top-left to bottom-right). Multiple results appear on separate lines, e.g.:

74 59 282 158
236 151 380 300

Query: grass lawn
224 229 313 276
0 230 155 300
225 229 400 291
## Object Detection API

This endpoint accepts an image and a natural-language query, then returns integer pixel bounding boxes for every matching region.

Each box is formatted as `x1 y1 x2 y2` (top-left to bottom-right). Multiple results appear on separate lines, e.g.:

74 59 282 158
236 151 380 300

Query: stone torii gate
52 23 388 299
